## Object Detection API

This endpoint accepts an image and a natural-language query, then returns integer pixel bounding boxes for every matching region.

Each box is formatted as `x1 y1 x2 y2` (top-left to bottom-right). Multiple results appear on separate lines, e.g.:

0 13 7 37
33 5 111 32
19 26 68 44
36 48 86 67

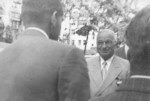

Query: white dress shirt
124 44 129 56
26 27 49 39
100 55 114 71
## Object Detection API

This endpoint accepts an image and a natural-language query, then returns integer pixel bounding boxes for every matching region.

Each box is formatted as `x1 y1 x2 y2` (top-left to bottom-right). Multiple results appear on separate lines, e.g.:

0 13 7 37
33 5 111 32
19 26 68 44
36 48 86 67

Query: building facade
61 16 97 51
9 0 22 30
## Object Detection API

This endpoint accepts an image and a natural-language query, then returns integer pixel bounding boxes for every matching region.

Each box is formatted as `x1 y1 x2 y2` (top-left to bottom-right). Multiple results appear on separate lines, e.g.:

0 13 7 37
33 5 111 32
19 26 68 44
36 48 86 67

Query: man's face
97 32 116 60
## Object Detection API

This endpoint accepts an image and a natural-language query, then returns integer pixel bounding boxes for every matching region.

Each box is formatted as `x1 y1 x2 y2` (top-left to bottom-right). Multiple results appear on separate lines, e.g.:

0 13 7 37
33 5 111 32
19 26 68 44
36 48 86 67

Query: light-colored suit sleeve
58 48 90 101
119 58 130 79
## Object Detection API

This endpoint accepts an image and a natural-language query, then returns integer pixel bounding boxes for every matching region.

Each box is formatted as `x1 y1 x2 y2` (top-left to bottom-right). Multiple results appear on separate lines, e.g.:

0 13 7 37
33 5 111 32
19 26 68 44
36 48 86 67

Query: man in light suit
89 5 150 101
87 29 130 99
0 0 90 101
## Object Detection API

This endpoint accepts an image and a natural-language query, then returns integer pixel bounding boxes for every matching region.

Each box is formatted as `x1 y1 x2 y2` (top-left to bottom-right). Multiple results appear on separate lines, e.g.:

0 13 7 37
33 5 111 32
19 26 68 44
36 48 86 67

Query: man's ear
51 11 57 26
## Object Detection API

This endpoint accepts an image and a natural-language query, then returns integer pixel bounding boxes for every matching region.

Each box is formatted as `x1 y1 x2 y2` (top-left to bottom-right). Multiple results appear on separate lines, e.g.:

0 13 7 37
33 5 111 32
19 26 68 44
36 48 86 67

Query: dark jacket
115 46 127 60
89 77 150 101
0 29 90 101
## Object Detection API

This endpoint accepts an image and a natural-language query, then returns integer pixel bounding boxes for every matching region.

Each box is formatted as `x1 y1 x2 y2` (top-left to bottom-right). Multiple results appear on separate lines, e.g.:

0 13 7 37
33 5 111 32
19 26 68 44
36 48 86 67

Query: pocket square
116 77 122 86
116 80 122 86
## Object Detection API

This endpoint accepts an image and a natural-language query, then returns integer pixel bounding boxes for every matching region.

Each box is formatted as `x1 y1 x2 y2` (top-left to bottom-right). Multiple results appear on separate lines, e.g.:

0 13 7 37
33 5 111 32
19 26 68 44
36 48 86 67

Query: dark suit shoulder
57 41 90 101
115 46 124 53
48 39 82 52
89 92 122 101
50 40 87 68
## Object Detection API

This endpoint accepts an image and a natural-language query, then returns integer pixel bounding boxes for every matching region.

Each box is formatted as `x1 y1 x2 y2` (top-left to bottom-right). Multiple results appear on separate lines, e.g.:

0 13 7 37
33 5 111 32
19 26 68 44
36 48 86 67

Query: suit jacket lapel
96 56 121 95
90 56 103 88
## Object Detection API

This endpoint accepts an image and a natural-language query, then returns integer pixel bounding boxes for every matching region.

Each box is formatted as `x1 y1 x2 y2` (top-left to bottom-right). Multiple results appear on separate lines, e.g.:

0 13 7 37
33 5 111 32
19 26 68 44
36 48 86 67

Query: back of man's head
125 5 150 75
21 0 63 40
22 0 63 26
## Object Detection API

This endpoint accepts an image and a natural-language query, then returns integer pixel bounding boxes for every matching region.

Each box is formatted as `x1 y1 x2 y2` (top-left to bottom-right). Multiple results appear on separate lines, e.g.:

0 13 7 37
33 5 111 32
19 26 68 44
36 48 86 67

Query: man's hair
97 29 116 41
125 5 150 75
22 0 63 25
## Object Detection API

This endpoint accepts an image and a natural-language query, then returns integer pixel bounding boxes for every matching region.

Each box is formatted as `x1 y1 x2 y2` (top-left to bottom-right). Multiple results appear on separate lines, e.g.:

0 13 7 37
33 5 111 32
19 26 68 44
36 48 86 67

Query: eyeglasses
97 40 113 46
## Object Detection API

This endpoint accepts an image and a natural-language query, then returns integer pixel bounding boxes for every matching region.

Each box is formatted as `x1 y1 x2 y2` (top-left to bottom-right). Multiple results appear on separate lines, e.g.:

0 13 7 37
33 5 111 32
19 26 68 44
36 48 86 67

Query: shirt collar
26 27 49 39
100 55 114 70
124 44 129 56
131 75 150 80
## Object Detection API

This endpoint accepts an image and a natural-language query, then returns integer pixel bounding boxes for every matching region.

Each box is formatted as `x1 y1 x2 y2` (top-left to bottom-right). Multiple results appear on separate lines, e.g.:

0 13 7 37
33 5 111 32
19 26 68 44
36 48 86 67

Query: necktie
102 61 107 80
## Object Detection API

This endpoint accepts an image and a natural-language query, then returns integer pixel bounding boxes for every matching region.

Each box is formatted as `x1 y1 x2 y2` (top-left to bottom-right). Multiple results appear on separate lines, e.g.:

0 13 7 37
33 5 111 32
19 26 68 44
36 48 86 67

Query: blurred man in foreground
0 42 10 52
90 4 150 101
87 29 130 99
0 0 90 101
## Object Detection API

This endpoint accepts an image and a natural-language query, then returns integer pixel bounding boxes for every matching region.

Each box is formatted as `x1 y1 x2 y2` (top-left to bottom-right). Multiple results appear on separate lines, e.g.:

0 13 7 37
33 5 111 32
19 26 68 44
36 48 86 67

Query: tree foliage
62 0 138 41
76 25 94 36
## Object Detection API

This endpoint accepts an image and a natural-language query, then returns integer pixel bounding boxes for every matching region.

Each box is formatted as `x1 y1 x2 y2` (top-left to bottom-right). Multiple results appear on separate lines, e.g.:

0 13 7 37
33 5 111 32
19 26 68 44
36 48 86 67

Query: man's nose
102 42 107 48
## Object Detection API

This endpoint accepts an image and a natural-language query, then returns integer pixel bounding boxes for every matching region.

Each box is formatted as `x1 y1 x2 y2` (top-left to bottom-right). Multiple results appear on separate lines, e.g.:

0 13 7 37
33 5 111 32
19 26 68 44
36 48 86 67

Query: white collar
124 44 129 56
26 27 49 39
100 55 114 71
131 75 150 80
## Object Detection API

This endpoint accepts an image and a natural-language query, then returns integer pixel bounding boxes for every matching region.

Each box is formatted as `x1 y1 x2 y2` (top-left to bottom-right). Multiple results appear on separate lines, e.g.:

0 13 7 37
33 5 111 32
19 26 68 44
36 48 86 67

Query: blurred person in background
5 26 13 43
0 18 6 42
115 35 129 60
0 18 10 51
